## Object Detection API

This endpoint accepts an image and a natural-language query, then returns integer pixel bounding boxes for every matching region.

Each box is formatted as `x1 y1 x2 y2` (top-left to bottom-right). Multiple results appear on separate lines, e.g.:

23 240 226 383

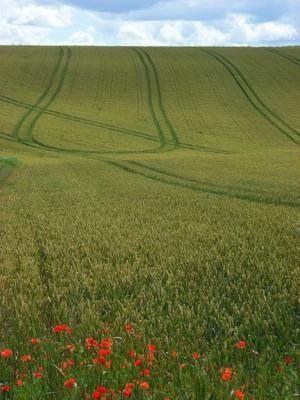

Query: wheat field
0 46 299 399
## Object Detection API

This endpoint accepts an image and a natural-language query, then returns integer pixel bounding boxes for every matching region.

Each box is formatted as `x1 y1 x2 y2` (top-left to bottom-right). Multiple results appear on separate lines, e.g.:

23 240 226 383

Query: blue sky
1 0 299 45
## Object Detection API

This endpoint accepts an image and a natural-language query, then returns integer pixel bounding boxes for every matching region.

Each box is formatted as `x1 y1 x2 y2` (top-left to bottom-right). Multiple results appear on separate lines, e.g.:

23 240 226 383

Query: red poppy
33 372 43 378
1 348 12 359
235 341 247 349
123 383 134 398
285 355 293 365
86 337 98 350
140 381 150 390
16 379 23 386
53 324 72 334
125 324 134 333
20 355 32 362
95 387 108 394
128 350 137 359
148 344 156 353
99 356 106 366
1 385 10 393
142 368 151 376
61 359 75 370
64 378 77 389
134 358 142 367
30 338 40 345
99 349 111 356
123 389 132 398
193 352 200 360
221 368 232 381
99 338 113 348
170 351 177 359
234 390 245 400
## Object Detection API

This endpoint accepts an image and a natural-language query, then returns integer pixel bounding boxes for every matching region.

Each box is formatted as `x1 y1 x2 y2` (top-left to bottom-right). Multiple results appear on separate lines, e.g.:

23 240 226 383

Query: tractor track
132 48 167 149
107 160 299 209
204 49 300 145
29 47 72 144
0 94 160 144
12 47 64 141
1 49 228 155
267 48 300 67
134 48 180 148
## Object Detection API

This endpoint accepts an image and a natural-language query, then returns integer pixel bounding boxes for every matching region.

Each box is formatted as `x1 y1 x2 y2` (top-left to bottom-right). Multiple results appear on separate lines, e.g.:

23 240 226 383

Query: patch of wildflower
0 325 297 399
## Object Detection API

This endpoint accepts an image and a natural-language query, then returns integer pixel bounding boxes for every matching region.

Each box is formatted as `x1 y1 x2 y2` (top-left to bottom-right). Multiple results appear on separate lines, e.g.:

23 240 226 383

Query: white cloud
115 15 296 46
0 0 73 44
0 0 298 45
229 14 297 43
159 22 184 43
117 21 164 45
69 27 99 45
6 5 73 28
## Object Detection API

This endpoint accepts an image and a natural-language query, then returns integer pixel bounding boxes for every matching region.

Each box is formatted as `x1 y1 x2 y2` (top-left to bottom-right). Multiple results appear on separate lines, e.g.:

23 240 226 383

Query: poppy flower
285 355 293 365
125 383 134 391
99 349 111 356
94 387 108 394
123 383 134 398
140 381 150 390
170 351 177 359
33 372 43 378
61 359 75 370
128 350 137 359
148 344 156 353
123 389 132 398
125 324 134 333
234 390 245 400
142 368 151 376
16 379 23 386
235 341 247 349
86 337 98 350
134 358 142 367
99 356 106 366
193 352 200 360
1 385 10 393
53 324 72 334
20 355 32 362
221 368 232 381
1 348 12 359
64 378 77 389
30 338 40 345
99 338 113 348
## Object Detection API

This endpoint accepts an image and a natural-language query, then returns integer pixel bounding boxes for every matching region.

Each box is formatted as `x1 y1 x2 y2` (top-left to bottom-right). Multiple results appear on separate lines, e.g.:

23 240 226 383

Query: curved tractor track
3 46 277 208
267 48 300 67
107 160 299 209
1 46 227 156
204 49 300 145
0 94 159 144
12 47 65 142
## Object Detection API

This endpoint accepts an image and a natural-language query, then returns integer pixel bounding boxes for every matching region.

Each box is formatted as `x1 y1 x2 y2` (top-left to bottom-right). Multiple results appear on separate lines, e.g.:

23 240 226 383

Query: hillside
0 47 299 398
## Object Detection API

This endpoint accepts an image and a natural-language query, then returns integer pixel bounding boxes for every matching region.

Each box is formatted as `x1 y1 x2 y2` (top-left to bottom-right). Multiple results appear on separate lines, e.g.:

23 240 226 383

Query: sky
0 0 299 46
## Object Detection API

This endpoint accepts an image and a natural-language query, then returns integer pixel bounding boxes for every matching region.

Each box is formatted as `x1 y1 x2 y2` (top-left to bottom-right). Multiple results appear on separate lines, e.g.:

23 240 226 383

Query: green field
0 46 299 399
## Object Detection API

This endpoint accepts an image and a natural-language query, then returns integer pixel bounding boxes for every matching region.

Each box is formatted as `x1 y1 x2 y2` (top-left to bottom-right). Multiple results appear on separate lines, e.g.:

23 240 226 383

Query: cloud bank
0 0 299 46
